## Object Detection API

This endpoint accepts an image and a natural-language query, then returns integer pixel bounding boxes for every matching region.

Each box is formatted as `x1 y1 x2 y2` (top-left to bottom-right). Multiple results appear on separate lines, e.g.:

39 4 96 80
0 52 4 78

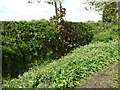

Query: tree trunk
54 1 58 17
117 0 120 21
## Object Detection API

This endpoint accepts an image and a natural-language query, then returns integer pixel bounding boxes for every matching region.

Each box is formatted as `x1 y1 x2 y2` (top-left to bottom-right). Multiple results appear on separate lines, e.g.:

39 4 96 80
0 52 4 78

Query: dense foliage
2 19 59 77
85 1 117 22
2 18 119 88
56 22 93 54
91 23 118 43
2 19 93 77
2 40 118 88
86 22 118 34
102 2 116 22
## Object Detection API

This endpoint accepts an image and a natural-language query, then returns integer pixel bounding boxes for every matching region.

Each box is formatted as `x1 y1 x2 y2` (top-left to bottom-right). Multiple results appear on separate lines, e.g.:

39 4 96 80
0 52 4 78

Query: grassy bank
2 39 119 88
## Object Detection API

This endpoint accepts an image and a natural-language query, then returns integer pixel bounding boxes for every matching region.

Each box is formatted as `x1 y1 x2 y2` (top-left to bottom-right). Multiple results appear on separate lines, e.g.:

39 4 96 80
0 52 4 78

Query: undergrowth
2 40 119 88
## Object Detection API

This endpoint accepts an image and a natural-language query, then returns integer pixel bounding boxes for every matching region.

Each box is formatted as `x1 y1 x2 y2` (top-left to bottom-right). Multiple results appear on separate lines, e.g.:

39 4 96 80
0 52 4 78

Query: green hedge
55 22 93 54
85 22 118 34
2 20 93 77
2 19 58 77
85 22 119 43
91 24 119 43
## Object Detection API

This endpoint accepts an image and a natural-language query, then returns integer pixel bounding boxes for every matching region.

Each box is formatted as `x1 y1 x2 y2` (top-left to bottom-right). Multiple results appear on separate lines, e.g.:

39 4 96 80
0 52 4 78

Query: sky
0 0 103 22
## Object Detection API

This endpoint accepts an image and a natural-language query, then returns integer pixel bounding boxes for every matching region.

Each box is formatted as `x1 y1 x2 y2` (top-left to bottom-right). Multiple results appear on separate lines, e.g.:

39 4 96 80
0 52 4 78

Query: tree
28 0 66 24
102 2 116 22
84 0 120 22
47 0 66 24
116 0 120 21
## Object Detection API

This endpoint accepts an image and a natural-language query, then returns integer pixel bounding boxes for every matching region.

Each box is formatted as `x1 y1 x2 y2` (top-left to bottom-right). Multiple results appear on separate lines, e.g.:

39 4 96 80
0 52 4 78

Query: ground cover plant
2 39 119 88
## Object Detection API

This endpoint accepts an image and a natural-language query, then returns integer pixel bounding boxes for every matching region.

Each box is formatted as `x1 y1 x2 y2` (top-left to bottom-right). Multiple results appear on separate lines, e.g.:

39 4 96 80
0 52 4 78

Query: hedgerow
91 23 119 43
86 22 118 35
2 40 119 88
55 21 93 55
2 20 93 77
2 19 59 77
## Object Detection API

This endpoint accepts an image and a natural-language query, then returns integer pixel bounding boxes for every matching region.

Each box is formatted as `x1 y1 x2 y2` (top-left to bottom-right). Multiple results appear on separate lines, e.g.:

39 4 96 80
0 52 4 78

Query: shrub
2 20 93 77
86 22 117 34
56 22 93 54
2 20 58 77
91 23 118 43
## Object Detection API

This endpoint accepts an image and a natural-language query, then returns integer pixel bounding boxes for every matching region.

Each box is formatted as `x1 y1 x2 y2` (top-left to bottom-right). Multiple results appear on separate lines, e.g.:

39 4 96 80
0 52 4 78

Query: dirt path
76 61 119 88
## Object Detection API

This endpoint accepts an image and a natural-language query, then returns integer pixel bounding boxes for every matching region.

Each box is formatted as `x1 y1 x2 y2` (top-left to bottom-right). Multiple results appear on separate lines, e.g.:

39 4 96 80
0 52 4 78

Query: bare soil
76 61 119 88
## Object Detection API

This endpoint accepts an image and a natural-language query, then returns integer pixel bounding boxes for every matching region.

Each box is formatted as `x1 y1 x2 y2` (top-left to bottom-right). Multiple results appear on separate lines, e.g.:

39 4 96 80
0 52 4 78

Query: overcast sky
0 0 102 22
